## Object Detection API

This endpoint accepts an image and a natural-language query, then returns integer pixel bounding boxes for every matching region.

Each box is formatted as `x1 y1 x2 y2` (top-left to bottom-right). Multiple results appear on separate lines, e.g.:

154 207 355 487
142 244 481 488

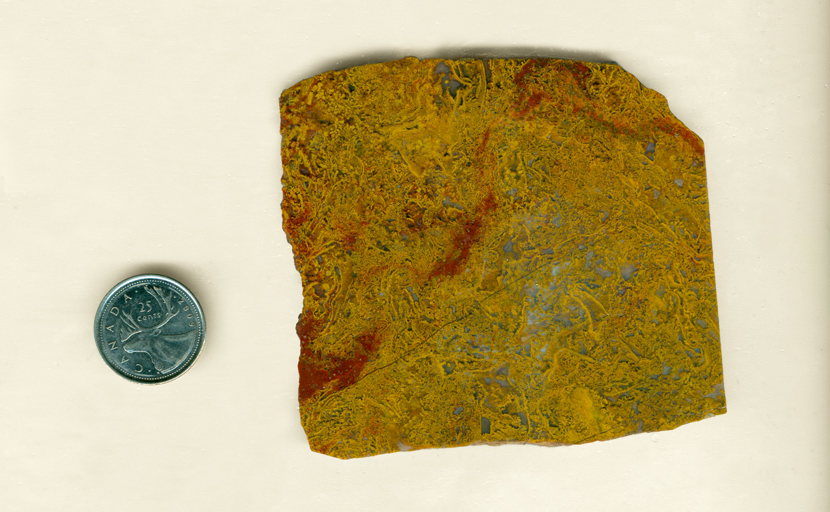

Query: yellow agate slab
280 57 725 459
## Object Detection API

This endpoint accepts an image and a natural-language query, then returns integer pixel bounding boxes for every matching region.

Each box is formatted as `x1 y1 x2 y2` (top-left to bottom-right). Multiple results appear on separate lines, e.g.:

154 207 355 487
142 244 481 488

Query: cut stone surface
280 57 725 459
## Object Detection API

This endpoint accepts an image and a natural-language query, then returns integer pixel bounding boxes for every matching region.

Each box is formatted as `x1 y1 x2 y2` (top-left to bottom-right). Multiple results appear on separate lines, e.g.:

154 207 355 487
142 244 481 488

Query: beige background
1 1 828 510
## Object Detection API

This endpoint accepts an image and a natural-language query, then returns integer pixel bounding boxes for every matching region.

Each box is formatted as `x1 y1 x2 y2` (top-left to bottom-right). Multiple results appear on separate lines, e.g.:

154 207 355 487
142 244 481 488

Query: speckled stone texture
280 57 725 459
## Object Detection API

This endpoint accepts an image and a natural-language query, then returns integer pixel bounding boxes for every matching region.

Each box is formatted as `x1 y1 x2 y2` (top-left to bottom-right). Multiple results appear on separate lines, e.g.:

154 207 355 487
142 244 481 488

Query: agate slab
280 57 725 458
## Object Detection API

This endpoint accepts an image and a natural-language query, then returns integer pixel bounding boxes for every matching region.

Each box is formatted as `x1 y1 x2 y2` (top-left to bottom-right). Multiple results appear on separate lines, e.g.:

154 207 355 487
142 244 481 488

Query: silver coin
94 274 205 384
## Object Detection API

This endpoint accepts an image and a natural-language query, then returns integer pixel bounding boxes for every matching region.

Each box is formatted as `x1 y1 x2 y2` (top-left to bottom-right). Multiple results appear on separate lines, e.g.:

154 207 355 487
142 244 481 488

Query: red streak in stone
297 310 383 401
428 192 498 280
527 92 545 109
511 61 704 160
653 116 704 155
296 311 326 401
513 60 552 117
515 91 549 117
570 62 591 91
342 232 357 251
477 191 498 215
476 128 491 160
473 126 499 171
282 194 311 246
513 59 539 88
428 218 482 279
333 331 382 390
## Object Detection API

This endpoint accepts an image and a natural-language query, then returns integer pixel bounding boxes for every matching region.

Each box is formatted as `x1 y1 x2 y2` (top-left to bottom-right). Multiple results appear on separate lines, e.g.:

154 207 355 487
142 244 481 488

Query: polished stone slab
280 57 725 458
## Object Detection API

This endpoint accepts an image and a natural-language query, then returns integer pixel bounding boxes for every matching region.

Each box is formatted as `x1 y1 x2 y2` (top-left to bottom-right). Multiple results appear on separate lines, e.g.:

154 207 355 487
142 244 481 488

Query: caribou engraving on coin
119 285 196 372
94 275 205 384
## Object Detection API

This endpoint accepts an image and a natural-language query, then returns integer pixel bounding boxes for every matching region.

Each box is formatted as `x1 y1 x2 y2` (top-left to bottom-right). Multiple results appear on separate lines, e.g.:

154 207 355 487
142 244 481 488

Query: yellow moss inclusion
280 57 725 459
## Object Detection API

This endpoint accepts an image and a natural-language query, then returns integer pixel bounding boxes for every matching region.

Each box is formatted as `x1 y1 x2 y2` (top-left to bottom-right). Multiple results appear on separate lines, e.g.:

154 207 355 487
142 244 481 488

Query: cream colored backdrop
0 1 828 510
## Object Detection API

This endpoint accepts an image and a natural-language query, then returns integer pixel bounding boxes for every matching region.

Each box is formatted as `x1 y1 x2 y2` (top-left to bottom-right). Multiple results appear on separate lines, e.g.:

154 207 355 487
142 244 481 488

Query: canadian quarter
94 274 206 384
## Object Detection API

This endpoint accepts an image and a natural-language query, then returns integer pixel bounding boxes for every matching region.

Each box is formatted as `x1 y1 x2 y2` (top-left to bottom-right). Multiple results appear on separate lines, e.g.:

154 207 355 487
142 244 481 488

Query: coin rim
94 274 206 385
